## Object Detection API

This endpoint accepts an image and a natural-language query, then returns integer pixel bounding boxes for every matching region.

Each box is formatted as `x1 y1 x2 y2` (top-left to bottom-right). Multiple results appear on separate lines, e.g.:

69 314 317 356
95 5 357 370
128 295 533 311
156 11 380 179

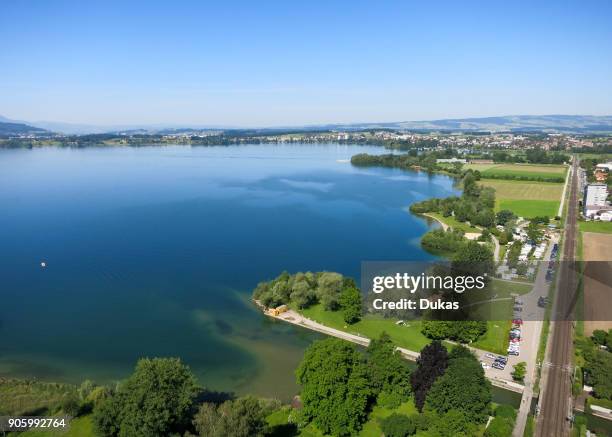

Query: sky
1 0 611 127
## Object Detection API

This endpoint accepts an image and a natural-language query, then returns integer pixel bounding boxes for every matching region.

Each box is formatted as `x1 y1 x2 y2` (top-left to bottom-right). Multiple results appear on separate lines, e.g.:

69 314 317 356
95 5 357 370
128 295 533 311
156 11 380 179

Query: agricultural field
579 221 612 234
464 163 567 182
478 180 564 218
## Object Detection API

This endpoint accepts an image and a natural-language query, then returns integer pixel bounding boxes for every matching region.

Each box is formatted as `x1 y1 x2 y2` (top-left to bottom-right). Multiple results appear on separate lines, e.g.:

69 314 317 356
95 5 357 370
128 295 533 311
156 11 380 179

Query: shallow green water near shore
0 144 459 401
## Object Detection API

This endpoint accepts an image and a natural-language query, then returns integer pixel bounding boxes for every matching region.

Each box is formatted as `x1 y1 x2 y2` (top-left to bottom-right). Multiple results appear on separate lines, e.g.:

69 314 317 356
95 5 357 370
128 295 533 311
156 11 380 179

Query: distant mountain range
0 116 49 136
338 115 612 133
1 114 612 135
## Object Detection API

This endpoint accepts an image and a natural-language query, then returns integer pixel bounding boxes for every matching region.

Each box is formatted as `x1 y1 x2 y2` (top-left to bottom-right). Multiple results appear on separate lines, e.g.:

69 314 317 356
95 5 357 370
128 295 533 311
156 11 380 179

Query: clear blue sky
1 0 611 127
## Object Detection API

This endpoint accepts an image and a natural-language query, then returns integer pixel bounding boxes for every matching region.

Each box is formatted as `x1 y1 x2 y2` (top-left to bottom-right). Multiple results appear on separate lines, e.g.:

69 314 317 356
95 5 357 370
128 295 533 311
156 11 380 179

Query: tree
496 210 516 226
378 413 416 437
526 222 543 243
583 349 612 400
193 396 266 437
421 321 452 340
473 209 496 228
92 358 198 437
430 410 478 437
592 329 608 346
290 280 316 309
410 341 448 412
366 333 411 405
512 362 527 382
452 240 494 278
453 321 487 343
340 286 362 324
296 338 372 436
426 355 492 423
316 272 344 310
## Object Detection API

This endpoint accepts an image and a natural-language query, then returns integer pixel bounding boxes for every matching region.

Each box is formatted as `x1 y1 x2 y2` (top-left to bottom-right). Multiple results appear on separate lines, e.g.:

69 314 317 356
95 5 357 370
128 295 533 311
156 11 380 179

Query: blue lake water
0 144 459 400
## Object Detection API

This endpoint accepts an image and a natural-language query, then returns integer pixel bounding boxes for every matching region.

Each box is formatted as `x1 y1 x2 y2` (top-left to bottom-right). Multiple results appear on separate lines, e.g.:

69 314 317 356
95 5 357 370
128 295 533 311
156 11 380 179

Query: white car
485 353 496 360
480 361 490 369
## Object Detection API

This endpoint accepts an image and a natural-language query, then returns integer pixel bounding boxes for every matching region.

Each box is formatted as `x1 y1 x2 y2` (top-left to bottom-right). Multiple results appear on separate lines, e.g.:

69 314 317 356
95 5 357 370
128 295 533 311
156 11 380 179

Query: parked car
481 361 490 369
508 350 520 356
513 319 523 325
485 353 496 360
492 362 505 370
496 356 508 364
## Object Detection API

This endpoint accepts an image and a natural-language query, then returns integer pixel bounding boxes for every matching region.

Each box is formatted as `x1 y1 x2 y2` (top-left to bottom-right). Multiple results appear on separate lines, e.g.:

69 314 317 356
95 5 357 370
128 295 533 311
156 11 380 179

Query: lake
0 144 459 401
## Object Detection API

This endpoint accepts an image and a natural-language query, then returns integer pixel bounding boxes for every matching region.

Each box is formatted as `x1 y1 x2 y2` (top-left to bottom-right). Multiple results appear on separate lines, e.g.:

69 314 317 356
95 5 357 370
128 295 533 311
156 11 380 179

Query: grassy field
579 220 612 234
498 200 560 218
425 212 480 233
465 163 567 181
299 304 430 352
478 179 564 217
10 416 95 437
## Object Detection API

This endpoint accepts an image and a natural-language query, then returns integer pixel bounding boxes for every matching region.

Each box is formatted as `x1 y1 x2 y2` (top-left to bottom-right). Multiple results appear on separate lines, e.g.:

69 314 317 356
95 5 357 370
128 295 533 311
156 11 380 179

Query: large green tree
425 353 492 423
296 338 372 436
366 333 411 405
340 286 362 324
93 358 198 437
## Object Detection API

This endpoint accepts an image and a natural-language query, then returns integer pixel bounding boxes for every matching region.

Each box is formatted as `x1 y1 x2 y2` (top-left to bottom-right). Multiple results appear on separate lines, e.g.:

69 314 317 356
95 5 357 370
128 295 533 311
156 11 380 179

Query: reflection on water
0 144 458 401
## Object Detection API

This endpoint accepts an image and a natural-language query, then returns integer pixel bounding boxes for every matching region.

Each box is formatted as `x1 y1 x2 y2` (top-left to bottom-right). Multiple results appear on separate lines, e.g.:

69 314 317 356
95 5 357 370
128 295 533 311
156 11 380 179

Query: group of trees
91 358 274 437
421 320 488 344
420 228 466 254
492 149 568 165
252 271 362 324
411 170 497 229
583 329 612 400
296 334 411 436
375 344 492 437
297 337 493 437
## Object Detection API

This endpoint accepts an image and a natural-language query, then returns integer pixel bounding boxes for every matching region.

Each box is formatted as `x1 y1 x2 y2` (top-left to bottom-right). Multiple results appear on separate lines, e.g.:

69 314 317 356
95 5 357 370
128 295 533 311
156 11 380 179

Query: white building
595 162 612 171
584 183 609 217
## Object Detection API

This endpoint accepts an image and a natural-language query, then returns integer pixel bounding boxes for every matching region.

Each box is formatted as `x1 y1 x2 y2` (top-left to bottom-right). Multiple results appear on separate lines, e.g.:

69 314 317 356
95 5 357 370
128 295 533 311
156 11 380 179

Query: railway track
537 158 579 436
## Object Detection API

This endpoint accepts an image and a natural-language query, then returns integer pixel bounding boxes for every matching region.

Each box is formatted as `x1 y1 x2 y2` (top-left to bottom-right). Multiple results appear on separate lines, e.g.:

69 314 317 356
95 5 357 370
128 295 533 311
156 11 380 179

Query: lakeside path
256 301 525 394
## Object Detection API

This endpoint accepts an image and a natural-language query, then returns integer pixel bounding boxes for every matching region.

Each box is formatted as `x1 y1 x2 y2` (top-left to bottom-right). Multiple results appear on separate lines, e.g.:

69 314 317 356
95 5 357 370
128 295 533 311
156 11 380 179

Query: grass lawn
479 179 564 201
12 416 95 437
478 179 564 218
579 220 612 234
426 212 480 233
299 304 430 352
465 163 567 181
498 199 560 218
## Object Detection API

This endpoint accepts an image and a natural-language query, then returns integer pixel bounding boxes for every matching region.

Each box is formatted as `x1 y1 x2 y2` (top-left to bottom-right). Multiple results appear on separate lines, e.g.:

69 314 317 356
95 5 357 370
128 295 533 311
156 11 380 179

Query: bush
379 413 416 437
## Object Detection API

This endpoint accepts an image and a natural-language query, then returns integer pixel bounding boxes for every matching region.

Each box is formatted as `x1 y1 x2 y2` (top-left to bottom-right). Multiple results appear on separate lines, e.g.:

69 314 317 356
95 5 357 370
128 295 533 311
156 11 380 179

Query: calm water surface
0 144 459 400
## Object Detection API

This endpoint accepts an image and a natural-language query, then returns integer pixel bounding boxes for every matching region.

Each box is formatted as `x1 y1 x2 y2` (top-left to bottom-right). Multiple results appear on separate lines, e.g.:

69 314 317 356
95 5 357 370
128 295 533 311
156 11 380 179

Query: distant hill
0 121 49 136
327 115 612 133
1 114 611 135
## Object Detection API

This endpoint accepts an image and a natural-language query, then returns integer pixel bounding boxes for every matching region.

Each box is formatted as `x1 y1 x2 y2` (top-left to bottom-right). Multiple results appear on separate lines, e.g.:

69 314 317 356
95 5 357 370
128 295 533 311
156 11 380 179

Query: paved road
537 159 578 437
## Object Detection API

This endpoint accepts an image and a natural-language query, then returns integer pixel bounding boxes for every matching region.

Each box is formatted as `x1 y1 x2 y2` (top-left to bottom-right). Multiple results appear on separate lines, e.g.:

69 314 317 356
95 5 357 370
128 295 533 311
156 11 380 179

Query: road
537 158 579 437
